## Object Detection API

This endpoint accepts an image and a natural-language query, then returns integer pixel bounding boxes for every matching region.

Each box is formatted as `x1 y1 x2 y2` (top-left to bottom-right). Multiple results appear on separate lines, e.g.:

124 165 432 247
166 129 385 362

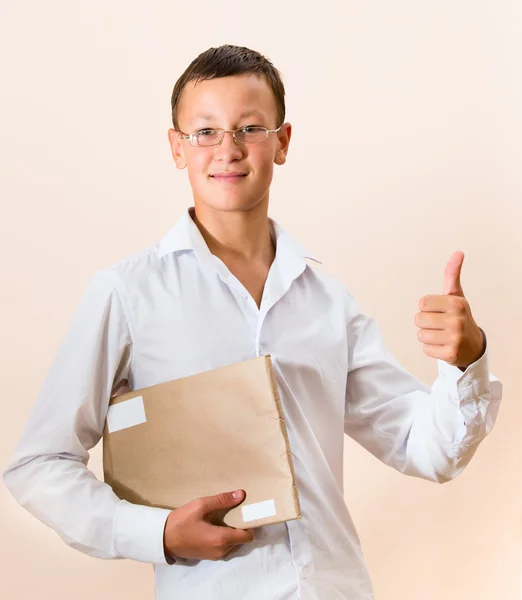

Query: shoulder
100 241 164 287
304 260 352 300
304 260 363 318
83 241 166 303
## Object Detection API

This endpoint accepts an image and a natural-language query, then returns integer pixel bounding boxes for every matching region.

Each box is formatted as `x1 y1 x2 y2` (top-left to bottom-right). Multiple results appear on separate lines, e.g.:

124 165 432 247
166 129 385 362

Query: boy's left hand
414 251 486 370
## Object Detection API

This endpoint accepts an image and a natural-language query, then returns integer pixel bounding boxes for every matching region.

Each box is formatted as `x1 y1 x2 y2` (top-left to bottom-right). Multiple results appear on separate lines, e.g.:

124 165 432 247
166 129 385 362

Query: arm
2 269 172 564
343 291 502 483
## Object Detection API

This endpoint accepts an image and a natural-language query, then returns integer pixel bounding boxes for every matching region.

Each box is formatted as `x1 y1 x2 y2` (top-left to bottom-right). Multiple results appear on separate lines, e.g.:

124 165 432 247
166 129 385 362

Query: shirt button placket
236 290 259 353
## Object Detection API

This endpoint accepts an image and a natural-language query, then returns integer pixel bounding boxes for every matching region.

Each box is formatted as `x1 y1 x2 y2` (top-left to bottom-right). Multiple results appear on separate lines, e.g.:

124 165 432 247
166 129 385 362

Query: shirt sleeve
343 290 503 483
2 268 173 564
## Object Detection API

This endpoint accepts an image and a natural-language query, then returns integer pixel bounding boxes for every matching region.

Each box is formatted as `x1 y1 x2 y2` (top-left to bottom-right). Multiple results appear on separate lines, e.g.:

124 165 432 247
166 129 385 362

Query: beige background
1 1 520 599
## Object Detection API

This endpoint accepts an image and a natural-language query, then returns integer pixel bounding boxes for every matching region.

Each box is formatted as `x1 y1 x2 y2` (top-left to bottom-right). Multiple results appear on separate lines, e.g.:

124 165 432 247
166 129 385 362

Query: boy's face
168 73 291 215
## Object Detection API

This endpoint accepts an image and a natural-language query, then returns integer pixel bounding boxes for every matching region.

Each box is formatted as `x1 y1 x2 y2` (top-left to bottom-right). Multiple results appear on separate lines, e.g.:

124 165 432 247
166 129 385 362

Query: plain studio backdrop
0 2 520 599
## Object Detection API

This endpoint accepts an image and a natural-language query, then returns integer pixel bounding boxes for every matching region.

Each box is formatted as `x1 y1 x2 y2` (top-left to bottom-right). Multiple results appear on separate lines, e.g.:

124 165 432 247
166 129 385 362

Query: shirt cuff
435 331 498 447
113 500 173 565
436 330 490 391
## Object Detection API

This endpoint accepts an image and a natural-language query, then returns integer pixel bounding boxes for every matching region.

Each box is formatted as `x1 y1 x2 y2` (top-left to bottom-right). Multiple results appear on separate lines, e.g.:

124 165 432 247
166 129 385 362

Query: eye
197 128 217 136
240 125 263 134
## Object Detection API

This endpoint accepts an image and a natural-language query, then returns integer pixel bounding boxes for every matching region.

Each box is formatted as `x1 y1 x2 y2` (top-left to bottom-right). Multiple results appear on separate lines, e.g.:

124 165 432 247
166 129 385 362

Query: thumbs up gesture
414 251 486 370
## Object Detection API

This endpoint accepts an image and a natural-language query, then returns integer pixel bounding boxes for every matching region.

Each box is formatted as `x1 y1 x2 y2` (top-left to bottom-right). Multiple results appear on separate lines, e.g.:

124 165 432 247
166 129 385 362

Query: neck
190 199 275 265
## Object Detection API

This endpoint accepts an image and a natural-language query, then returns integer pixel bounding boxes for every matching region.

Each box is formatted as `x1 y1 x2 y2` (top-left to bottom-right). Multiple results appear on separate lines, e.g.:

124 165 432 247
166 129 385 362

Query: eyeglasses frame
175 125 283 147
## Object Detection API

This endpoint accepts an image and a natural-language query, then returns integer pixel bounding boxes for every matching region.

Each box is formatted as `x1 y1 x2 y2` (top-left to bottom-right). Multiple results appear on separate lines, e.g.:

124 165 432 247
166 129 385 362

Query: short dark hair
170 44 286 130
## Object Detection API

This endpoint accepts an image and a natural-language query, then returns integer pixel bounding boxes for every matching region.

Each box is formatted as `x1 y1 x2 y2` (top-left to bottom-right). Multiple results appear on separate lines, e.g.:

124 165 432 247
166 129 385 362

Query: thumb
443 250 465 297
198 489 245 515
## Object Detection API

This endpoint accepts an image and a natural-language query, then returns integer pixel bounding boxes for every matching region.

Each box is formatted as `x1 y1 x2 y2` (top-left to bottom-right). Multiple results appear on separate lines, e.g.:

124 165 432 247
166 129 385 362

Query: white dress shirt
3 206 502 600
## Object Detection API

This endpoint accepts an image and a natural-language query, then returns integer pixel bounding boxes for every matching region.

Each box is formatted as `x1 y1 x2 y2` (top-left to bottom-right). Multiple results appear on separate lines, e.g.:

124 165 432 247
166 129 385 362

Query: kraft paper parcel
102 354 301 529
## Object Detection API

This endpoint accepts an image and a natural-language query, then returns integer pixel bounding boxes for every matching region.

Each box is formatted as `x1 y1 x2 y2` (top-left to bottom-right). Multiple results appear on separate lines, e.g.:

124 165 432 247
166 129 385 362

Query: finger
216 526 255 546
415 312 452 330
197 490 245 516
418 329 449 345
422 344 455 362
443 250 465 297
223 544 240 556
419 294 462 313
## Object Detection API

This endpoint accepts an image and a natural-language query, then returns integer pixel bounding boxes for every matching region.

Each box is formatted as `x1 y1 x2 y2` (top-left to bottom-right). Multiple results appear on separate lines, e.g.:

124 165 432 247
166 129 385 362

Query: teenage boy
3 44 502 600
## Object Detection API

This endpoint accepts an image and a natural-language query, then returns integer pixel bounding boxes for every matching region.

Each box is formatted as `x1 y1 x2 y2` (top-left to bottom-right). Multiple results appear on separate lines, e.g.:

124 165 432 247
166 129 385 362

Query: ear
274 122 292 166
168 128 187 170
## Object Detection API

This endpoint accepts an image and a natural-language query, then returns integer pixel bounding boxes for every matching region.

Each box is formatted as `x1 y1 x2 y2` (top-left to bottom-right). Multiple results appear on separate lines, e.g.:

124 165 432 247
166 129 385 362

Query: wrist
163 512 177 565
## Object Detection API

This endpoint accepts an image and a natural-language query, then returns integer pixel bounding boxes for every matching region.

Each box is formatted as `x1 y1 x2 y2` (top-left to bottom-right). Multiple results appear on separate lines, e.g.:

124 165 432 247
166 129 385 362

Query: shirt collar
158 207 322 265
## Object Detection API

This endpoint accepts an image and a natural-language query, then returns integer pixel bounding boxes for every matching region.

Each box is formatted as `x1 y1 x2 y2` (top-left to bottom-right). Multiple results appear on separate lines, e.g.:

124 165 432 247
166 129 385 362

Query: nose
213 130 244 162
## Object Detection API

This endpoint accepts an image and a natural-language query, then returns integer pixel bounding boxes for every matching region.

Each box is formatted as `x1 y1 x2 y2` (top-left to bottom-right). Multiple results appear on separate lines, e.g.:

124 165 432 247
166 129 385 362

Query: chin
195 193 268 214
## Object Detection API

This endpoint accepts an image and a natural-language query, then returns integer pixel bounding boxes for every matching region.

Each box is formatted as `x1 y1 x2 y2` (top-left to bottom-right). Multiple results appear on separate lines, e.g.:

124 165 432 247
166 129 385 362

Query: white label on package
107 396 147 433
241 499 276 522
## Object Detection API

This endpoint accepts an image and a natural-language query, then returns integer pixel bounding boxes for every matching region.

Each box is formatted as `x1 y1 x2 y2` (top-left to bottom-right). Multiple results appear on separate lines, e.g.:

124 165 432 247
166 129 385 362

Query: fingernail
232 490 242 499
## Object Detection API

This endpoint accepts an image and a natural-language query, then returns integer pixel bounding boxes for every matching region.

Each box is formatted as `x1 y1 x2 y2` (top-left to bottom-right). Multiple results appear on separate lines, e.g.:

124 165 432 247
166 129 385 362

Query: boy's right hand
163 489 255 561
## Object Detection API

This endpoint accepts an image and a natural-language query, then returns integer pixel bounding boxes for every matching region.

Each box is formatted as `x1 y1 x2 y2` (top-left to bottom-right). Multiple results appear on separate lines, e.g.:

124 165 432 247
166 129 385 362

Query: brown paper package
102 355 301 529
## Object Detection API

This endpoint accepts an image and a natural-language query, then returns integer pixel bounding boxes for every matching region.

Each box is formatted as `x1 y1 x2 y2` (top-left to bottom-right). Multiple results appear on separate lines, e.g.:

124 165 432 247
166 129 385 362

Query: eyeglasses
177 125 282 147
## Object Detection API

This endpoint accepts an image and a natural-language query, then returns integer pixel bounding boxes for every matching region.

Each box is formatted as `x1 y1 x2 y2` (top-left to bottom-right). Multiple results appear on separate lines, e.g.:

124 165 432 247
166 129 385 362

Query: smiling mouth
210 174 248 177
210 173 248 182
